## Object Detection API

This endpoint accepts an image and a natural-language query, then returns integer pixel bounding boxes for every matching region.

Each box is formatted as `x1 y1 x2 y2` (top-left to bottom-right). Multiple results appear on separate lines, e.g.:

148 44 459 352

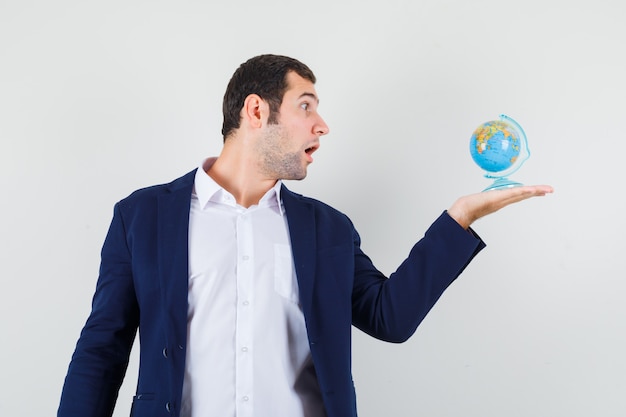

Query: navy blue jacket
58 169 485 417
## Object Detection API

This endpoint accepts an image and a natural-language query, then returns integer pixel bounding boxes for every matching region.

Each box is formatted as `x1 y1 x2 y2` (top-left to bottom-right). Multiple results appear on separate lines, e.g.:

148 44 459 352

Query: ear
241 94 269 129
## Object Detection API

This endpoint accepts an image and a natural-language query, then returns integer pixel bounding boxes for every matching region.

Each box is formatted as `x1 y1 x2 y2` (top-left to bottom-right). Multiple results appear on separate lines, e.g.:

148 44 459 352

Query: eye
300 102 310 111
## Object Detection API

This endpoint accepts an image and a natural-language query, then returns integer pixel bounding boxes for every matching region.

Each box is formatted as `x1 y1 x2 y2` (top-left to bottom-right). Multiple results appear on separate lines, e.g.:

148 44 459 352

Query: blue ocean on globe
469 120 521 173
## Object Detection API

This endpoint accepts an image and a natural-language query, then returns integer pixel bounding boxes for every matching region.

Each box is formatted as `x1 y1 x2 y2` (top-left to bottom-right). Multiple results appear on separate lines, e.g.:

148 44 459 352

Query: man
58 54 553 417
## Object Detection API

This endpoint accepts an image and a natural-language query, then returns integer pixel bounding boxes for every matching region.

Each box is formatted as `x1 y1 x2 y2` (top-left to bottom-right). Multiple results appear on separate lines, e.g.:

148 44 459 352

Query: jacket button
165 402 171 412
162 347 168 358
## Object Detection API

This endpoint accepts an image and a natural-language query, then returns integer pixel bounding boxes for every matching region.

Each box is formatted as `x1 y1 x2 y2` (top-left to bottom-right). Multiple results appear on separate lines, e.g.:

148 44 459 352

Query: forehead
284 71 319 101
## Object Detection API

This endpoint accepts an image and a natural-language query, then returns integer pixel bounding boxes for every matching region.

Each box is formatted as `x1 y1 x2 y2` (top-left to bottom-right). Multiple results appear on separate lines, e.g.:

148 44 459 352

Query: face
255 72 329 180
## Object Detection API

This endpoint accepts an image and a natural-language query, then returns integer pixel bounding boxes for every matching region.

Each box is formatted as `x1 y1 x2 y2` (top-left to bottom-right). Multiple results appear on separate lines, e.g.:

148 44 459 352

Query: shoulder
281 184 343 212
281 185 354 226
117 169 197 209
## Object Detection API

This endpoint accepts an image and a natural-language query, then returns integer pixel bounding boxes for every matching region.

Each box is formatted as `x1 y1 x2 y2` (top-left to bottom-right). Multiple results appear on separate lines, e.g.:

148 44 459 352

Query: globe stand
469 114 531 193
483 177 523 192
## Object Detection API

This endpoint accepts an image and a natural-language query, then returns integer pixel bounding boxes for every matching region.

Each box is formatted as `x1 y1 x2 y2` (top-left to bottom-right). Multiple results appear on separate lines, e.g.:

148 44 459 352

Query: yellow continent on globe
473 121 520 165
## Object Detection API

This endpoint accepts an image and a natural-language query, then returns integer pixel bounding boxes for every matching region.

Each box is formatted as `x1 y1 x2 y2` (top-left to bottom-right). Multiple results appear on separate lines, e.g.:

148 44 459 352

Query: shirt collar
194 157 285 215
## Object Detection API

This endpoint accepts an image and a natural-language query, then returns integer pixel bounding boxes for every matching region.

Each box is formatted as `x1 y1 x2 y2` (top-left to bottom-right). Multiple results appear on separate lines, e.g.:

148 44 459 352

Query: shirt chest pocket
273 244 300 304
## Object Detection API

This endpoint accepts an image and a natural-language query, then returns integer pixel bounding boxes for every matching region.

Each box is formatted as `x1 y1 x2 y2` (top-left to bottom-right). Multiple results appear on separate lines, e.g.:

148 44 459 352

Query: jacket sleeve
350 211 485 343
58 202 140 417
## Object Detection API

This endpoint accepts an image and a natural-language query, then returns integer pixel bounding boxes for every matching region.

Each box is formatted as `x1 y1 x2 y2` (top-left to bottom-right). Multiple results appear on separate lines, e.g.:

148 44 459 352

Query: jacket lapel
281 185 317 322
157 170 196 346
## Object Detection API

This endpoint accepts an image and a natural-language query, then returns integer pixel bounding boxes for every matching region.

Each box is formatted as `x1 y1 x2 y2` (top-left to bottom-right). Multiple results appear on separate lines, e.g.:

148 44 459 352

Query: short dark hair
221 54 316 140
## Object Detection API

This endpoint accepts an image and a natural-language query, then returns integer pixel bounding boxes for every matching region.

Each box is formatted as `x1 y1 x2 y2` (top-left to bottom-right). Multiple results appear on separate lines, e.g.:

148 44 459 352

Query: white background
1 0 625 416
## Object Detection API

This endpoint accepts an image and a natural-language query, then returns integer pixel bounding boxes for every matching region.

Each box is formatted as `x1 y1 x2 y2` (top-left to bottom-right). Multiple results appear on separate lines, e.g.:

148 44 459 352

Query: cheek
287 120 310 137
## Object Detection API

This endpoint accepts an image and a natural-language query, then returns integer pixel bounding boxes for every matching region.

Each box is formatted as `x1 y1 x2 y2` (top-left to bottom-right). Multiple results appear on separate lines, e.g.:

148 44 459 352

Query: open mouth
304 145 318 162
305 143 319 155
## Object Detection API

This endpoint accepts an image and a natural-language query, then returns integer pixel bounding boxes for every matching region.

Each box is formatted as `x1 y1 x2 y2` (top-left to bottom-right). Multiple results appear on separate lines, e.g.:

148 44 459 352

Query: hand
447 185 554 229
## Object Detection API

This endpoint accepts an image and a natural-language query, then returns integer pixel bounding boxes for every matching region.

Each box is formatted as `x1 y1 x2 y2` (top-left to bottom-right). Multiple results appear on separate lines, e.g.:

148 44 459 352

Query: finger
487 185 553 209
487 185 553 199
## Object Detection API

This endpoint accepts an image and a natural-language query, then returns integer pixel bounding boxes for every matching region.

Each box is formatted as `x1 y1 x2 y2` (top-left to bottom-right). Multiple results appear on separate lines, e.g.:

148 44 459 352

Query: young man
58 54 552 417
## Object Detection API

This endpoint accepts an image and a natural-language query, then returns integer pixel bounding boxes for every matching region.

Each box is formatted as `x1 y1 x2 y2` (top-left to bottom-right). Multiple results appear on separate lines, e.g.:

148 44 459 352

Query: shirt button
242 255 250 261
241 347 248 352
242 300 249 306
242 396 249 402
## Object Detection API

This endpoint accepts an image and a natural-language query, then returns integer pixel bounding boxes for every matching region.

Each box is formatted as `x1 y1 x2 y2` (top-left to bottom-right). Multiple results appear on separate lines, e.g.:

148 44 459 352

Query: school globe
469 120 521 173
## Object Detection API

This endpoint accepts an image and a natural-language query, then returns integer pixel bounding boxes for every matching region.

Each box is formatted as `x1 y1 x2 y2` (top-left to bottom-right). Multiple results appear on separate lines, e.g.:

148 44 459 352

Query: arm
58 203 139 417
351 184 553 343
351 211 484 343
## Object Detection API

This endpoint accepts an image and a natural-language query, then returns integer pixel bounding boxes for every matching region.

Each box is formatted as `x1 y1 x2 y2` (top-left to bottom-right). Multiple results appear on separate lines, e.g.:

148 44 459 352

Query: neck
207 145 277 208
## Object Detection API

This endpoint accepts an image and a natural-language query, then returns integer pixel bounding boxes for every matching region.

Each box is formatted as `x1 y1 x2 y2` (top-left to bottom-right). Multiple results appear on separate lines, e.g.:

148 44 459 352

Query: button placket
235 211 254 415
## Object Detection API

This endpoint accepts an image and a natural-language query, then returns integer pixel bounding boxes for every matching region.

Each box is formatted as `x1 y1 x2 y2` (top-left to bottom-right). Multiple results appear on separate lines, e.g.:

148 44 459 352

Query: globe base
483 177 523 192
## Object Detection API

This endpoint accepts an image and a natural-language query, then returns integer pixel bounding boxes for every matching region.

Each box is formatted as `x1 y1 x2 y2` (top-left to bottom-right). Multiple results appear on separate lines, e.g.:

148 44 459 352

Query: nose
315 114 330 136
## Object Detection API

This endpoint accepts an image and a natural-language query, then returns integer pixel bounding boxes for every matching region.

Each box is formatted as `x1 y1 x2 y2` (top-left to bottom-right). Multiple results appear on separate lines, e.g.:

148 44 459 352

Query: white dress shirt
180 158 326 417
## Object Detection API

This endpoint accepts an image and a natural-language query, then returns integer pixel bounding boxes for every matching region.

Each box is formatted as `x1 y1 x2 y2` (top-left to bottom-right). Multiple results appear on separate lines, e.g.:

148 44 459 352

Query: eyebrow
298 92 320 104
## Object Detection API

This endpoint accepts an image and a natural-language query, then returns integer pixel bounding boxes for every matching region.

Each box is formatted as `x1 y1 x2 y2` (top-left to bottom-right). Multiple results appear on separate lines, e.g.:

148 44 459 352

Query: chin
283 170 307 181
290 173 307 181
